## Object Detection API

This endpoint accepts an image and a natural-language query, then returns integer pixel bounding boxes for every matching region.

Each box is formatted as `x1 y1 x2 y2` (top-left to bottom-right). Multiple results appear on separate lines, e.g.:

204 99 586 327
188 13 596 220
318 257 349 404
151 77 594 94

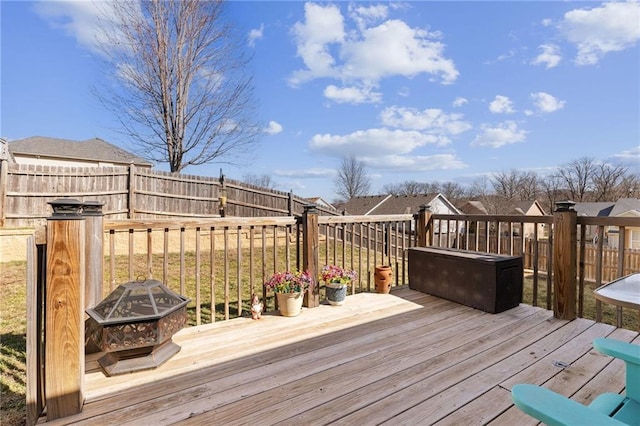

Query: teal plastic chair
512 338 640 425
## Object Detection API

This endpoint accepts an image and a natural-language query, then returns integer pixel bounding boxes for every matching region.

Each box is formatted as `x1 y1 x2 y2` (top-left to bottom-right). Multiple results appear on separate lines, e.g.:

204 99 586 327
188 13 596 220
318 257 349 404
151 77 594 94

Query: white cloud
340 19 458 84
531 92 566 113
265 121 283 135
290 3 345 85
541 18 553 27
290 3 458 104
309 128 444 157
349 4 389 30
560 1 640 65
471 121 527 148
532 44 562 69
34 0 110 52
248 24 264 47
452 97 468 107
323 85 382 104
610 146 640 164
379 106 471 135
274 168 335 178
360 154 467 172
489 95 515 114
398 87 410 97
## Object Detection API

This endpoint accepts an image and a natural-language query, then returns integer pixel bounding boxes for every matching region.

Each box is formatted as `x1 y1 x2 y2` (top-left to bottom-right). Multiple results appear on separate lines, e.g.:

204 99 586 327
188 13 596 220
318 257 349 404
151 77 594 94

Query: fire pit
86 279 190 376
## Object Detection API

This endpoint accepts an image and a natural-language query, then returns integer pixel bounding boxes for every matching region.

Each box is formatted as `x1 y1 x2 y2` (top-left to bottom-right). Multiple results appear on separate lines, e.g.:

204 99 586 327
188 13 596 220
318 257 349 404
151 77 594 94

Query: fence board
0 164 339 228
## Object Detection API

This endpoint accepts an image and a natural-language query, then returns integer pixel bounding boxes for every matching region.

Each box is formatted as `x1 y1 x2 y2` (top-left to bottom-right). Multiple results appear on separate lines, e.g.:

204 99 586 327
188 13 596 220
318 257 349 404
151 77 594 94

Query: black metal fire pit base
98 339 181 376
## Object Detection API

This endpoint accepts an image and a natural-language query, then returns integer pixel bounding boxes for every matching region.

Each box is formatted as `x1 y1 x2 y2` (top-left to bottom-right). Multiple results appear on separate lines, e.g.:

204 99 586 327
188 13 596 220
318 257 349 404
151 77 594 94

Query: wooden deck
43 287 639 425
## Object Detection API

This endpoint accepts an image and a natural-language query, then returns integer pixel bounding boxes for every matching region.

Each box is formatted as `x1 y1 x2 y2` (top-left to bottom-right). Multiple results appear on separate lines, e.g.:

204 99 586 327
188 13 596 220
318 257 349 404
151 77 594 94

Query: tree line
337 156 638 214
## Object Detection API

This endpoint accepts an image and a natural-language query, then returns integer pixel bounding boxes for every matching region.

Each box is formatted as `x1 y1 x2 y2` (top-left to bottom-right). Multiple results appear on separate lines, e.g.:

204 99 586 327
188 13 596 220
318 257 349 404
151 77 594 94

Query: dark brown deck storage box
408 247 523 313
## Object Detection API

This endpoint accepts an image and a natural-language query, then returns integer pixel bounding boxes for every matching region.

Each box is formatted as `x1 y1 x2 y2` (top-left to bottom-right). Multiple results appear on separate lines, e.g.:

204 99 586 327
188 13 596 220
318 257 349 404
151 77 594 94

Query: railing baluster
163 228 169 285
237 226 242 317
224 226 229 320
195 227 201 325
210 226 216 323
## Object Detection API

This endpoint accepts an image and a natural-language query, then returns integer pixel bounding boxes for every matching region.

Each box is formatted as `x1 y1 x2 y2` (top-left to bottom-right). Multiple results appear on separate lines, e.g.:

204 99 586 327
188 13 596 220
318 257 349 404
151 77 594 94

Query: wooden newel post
416 204 432 247
45 199 85 420
83 201 104 310
552 200 577 320
302 204 319 308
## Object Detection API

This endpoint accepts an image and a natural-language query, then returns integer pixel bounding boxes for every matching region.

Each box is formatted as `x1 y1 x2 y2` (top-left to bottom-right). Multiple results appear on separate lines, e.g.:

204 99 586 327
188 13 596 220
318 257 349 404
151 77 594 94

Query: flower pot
325 281 348 306
276 292 303 317
374 265 393 294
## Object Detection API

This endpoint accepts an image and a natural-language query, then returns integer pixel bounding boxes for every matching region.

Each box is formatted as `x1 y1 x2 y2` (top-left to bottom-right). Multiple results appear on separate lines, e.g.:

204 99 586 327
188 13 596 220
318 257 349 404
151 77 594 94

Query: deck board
41 287 639 425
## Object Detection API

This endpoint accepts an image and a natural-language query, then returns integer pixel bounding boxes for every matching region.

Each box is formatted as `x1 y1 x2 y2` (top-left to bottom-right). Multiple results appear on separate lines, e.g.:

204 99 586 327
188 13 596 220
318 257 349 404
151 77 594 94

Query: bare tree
438 181 466 204
382 180 434 195
540 173 566 213
592 163 630 201
243 173 276 189
491 170 520 201
334 155 371 201
95 0 260 172
557 157 598 202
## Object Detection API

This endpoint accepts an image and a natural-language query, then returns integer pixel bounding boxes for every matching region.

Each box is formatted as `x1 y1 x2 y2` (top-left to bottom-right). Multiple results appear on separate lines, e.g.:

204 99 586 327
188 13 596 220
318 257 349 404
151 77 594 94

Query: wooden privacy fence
0 161 338 228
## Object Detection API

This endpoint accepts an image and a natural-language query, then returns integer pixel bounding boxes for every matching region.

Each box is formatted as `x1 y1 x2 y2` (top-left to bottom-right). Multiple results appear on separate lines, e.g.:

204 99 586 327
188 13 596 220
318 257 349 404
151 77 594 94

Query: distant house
307 196 336 212
574 198 640 249
457 200 489 215
8 136 152 169
343 193 462 239
342 193 461 216
509 200 547 238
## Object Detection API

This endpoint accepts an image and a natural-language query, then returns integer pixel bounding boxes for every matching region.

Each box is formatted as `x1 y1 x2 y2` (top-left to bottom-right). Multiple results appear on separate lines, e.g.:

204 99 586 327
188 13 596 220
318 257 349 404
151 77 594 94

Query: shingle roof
9 136 152 167
457 200 488 215
573 202 615 217
343 193 443 215
510 200 546 215
609 198 640 216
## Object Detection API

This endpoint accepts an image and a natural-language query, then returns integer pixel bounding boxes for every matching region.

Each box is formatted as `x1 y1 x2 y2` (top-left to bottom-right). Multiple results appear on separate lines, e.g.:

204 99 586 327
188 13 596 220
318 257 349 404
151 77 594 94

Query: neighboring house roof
307 196 336 211
9 136 152 167
510 200 546 216
574 202 616 217
609 198 640 217
574 198 640 217
457 200 488 215
343 193 460 216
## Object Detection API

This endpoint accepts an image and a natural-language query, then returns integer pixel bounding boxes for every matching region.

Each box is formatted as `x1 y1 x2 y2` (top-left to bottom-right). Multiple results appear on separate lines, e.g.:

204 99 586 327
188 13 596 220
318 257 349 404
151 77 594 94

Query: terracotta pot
276 292 303 317
325 281 348 306
374 265 393 294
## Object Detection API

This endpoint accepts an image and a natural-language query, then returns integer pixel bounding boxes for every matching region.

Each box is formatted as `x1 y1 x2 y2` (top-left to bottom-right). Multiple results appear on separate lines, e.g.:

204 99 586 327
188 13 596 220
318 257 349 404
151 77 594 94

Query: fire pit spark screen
86 279 190 376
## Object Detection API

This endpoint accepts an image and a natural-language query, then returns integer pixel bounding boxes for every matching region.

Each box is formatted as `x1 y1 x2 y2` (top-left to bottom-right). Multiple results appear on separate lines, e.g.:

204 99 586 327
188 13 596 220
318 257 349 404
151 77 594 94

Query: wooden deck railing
427 208 640 327
101 211 416 324
25 201 639 424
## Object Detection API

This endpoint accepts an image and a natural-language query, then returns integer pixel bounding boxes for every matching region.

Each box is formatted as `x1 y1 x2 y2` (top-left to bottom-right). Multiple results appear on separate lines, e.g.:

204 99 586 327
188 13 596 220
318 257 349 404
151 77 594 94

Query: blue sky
2 1 639 202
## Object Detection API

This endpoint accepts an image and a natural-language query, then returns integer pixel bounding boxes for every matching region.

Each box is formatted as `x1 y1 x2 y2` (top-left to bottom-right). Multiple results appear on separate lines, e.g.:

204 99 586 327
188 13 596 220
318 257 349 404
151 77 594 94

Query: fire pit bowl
86 278 190 376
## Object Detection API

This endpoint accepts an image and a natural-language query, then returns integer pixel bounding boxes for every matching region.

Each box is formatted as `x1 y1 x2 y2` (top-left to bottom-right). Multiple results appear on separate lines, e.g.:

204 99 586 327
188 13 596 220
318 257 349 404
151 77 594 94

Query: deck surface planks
41 287 639 425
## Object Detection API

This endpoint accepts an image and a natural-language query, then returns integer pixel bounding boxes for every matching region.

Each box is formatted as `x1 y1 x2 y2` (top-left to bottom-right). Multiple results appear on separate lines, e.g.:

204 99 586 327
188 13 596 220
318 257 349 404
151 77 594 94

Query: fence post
83 201 104 310
552 200 577 320
128 164 136 219
0 159 7 227
416 204 432 247
45 199 85 420
288 191 294 216
302 204 319 308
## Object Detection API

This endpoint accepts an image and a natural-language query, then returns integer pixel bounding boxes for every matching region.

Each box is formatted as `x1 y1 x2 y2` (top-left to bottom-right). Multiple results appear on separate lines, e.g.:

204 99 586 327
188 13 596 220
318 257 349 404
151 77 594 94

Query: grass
2 251 638 425
1 261 28 426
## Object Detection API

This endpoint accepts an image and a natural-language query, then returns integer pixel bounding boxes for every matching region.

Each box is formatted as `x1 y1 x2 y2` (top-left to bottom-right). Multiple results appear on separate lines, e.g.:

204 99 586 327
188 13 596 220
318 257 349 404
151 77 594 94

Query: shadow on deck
42 287 639 425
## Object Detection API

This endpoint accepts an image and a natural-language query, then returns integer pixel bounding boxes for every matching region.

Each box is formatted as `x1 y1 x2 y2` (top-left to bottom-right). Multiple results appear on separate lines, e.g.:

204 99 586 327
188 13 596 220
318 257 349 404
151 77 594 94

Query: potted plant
265 270 312 317
320 265 357 306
